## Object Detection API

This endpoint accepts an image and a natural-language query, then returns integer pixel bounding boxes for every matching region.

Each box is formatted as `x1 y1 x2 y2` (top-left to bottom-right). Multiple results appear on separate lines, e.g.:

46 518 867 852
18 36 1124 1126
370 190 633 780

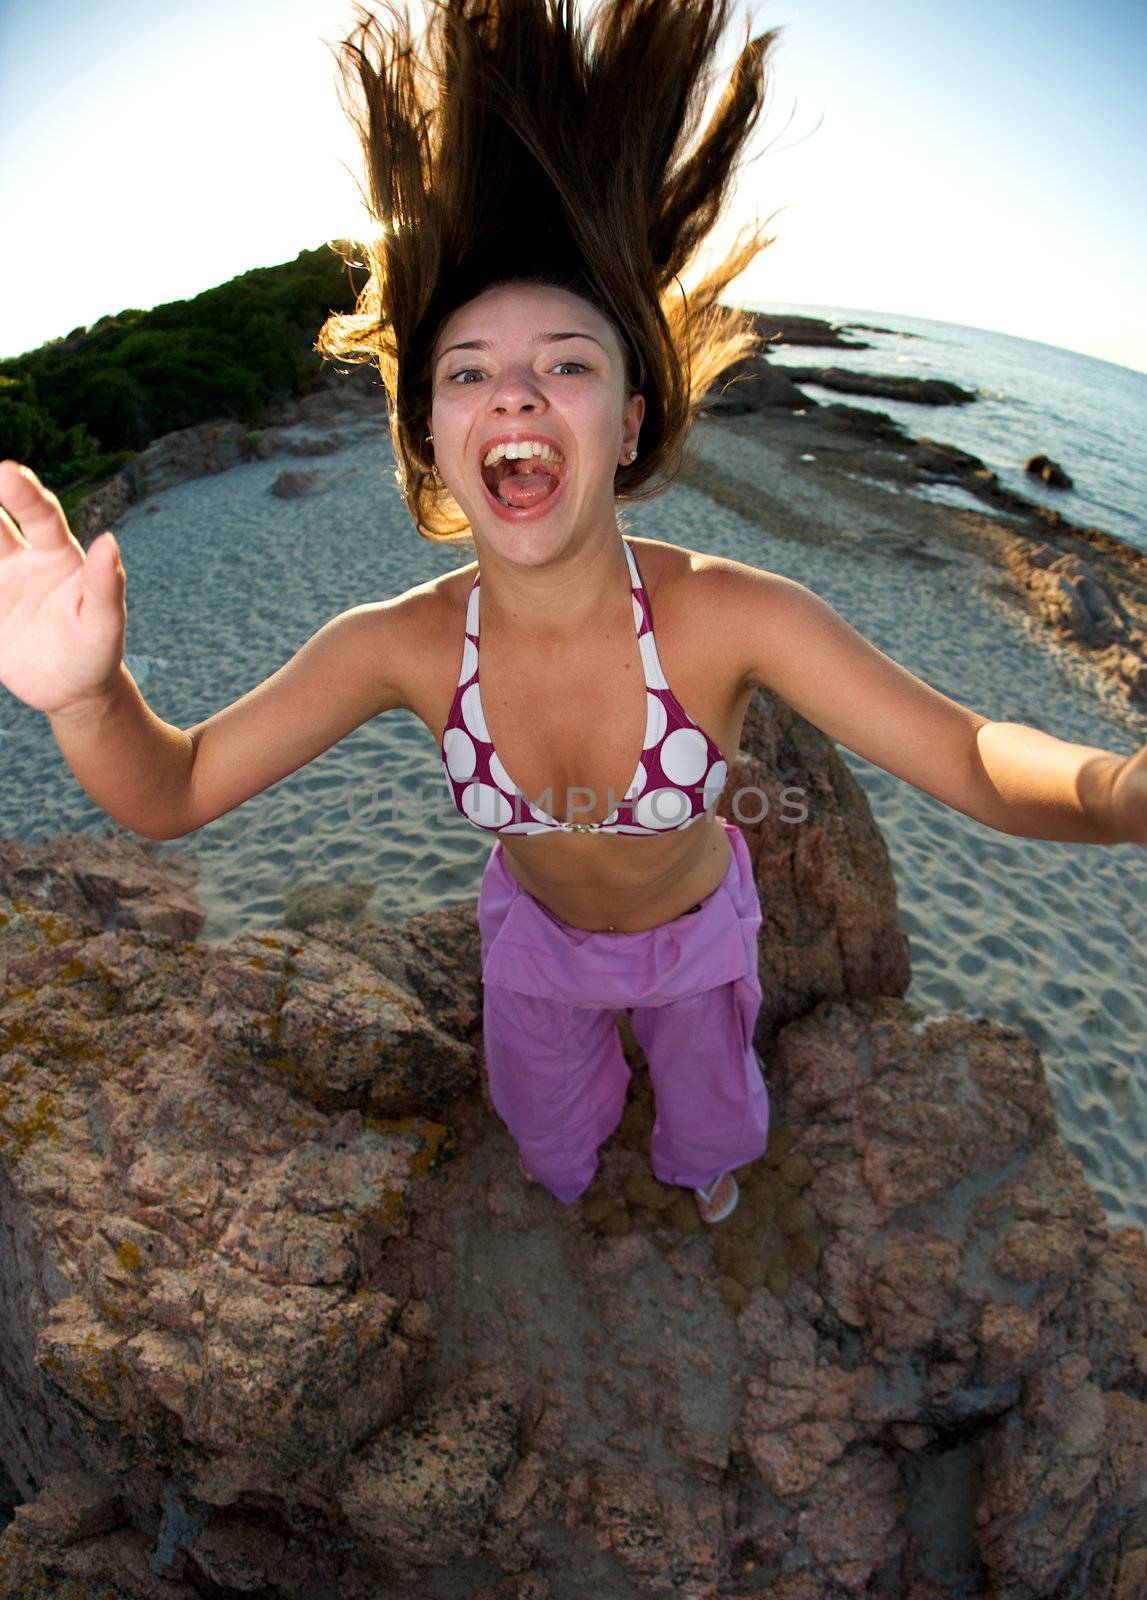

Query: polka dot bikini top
440 539 729 835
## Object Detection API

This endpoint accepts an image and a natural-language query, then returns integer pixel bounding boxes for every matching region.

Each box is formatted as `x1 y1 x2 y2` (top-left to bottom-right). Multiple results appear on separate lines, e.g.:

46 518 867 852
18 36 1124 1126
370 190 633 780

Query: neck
476 530 632 649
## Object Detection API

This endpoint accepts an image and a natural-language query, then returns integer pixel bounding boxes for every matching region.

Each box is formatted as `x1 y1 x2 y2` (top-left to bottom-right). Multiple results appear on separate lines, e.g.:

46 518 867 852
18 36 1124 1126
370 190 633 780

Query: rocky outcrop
1003 541 1135 649
67 472 137 544
731 1000 1147 1599
702 359 975 420
819 402 908 442
745 311 873 351
733 691 910 1035
782 367 978 406
69 367 384 545
2 693 1145 1597
70 423 251 542
704 353 811 415
1004 539 1147 706
0 831 205 942
270 470 322 499
1024 453 1074 489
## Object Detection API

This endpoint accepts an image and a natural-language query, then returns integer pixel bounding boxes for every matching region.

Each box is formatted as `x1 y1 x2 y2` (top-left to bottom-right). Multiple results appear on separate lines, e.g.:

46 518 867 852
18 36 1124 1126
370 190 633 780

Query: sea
744 301 1147 555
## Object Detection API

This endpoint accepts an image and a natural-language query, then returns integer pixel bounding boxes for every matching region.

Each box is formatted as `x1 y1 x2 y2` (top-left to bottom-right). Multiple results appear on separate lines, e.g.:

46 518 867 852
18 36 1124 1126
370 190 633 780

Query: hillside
0 245 364 509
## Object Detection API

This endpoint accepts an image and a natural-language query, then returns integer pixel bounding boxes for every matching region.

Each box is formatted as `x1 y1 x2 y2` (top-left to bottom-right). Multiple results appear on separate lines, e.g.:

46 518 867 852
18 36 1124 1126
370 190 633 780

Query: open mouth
481 450 566 510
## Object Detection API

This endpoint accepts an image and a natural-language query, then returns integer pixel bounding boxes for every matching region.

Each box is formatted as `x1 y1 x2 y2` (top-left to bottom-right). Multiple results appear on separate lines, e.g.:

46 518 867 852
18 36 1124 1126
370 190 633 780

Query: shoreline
687 393 1146 716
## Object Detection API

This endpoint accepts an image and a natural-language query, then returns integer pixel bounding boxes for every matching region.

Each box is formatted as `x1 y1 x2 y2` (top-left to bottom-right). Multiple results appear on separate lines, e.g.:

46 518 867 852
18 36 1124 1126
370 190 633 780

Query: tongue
497 470 559 508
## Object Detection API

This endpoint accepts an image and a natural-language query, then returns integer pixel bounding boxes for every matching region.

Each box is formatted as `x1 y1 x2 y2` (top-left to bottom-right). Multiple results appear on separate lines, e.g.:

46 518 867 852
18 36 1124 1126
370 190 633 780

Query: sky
1 0 1145 373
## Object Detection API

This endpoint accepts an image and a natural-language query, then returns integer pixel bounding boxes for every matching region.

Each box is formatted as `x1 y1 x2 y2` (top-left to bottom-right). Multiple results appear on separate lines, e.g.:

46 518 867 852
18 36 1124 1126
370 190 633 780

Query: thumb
89 530 126 591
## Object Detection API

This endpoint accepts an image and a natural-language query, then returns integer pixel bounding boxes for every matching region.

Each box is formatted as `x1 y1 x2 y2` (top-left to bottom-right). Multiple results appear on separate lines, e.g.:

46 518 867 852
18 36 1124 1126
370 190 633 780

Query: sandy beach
5 350 1145 1238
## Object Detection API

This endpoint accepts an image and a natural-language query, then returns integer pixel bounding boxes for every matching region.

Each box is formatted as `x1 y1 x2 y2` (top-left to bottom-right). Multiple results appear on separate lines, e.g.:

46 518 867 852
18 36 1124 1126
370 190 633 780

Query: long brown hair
318 1 783 540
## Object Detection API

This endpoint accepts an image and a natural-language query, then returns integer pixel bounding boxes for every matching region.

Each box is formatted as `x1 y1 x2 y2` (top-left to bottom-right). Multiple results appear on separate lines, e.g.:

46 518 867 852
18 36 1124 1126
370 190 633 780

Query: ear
623 389 645 450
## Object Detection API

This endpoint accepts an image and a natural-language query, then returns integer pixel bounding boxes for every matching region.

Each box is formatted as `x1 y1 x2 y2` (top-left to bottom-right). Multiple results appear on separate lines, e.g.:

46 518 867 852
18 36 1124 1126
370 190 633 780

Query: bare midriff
498 812 733 932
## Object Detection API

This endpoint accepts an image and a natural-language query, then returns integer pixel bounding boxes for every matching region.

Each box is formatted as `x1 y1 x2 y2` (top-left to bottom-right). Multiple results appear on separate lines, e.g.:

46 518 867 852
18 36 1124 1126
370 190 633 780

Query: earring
627 448 637 462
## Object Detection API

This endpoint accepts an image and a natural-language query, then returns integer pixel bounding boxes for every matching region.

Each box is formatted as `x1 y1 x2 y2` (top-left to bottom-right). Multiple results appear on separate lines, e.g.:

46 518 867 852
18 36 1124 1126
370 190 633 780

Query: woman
1 1 1142 1225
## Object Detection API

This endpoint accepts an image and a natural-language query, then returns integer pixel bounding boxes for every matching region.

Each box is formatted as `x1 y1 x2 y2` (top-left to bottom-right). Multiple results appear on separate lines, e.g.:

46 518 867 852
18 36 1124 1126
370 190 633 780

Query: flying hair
317 0 784 540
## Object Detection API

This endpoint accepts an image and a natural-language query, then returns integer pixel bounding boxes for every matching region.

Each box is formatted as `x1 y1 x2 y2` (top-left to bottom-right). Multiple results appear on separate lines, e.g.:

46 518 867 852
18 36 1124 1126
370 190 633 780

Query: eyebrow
435 331 606 367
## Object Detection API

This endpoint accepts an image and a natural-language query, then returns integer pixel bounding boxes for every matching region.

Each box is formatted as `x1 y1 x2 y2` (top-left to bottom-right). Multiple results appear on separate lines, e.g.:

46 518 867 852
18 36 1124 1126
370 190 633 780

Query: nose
488 363 547 414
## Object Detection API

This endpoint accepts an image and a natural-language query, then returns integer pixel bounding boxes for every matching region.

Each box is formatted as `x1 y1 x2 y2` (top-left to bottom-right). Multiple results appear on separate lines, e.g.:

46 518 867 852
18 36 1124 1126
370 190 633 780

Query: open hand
0 461 127 716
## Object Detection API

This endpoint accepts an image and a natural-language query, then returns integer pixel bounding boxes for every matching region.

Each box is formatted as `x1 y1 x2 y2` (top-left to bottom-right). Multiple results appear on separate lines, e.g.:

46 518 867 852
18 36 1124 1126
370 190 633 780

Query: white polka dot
702 758 728 807
466 585 480 635
461 781 513 827
660 727 709 786
488 749 518 793
601 807 619 826
500 821 556 835
460 682 490 741
642 694 666 749
638 632 668 690
624 761 647 800
633 787 692 829
631 593 643 630
443 727 477 782
458 638 477 683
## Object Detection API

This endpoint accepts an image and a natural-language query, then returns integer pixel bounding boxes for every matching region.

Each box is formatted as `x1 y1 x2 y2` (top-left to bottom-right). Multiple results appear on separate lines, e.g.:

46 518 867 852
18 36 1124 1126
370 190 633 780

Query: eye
446 360 588 383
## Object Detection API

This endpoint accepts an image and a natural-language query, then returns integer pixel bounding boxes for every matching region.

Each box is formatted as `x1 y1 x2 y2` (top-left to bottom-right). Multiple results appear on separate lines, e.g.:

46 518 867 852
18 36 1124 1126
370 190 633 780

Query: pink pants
476 816 770 1203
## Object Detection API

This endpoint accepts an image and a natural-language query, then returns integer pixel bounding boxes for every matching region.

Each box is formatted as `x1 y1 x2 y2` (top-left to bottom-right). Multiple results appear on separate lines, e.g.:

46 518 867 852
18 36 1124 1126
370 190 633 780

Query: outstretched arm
710 561 1144 846
1 461 418 840
966 721 1142 845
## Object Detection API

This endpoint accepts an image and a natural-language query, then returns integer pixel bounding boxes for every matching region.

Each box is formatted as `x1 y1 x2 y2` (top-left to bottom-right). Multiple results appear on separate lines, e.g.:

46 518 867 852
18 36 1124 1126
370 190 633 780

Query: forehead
433 281 620 354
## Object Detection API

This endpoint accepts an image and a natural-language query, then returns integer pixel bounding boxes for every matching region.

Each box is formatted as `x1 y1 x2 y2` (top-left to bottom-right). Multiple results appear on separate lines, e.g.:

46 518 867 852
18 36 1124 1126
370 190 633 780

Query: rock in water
1024 452 1074 489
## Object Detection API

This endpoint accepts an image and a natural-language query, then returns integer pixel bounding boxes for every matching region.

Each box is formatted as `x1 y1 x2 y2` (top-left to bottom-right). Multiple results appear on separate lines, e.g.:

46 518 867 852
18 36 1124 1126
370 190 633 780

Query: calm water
747 300 1147 554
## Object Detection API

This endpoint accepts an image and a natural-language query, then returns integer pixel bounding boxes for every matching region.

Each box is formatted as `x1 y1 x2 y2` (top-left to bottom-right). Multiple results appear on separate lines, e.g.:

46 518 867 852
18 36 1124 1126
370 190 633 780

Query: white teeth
482 440 564 468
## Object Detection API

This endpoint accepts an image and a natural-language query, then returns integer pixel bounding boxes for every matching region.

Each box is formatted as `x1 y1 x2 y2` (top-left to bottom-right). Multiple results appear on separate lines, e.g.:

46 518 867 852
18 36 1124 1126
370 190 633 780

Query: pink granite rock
1004 536 1147 707
1 722 1144 1595
727 690 912 1037
0 829 205 942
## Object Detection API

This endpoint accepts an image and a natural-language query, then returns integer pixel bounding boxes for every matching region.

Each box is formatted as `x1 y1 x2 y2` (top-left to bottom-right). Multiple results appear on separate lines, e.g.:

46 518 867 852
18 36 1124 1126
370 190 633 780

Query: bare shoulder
355 556 478 700
628 537 783 679
402 555 479 619
628 535 774 588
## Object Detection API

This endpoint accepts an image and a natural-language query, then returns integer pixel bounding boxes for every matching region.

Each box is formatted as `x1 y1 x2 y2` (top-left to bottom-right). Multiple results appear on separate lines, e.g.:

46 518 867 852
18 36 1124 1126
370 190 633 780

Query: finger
80 531 126 603
0 461 74 552
0 499 29 559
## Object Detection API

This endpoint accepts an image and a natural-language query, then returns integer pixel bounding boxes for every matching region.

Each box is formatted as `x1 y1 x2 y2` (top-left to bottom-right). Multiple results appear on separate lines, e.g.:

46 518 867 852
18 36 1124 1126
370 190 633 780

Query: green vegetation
0 245 364 503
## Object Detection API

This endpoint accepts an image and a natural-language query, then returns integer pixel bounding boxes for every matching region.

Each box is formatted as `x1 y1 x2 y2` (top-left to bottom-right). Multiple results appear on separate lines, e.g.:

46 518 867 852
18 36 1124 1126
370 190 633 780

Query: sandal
694 1171 738 1223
